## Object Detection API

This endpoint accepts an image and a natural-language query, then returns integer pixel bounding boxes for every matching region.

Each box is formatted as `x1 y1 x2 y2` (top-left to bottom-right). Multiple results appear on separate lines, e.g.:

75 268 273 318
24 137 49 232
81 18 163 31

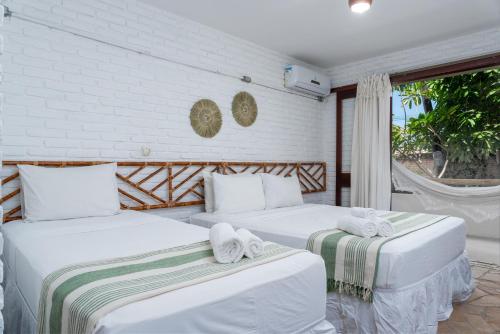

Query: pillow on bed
19 163 121 222
212 173 266 214
261 174 303 209
202 171 215 213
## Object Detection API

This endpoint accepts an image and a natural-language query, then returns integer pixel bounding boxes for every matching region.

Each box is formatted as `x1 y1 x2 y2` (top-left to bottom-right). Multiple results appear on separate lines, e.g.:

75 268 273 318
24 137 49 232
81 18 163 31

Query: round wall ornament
190 99 222 138
232 91 257 127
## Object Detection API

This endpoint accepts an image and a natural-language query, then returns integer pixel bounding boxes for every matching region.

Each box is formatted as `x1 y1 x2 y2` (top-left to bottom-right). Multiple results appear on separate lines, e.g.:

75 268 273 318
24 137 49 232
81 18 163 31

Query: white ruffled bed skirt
326 253 474 334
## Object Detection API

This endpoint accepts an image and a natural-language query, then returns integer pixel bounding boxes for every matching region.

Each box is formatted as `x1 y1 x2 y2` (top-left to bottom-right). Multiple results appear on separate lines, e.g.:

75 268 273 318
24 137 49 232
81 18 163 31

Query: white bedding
2 210 334 334
190 204 466 289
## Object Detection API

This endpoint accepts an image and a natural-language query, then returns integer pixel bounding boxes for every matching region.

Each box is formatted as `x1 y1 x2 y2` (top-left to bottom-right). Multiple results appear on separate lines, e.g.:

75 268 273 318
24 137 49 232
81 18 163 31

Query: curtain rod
2 6 322 102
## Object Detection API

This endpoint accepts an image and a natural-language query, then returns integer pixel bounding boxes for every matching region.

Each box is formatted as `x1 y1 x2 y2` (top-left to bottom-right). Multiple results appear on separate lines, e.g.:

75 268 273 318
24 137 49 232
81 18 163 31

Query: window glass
392 69 500 187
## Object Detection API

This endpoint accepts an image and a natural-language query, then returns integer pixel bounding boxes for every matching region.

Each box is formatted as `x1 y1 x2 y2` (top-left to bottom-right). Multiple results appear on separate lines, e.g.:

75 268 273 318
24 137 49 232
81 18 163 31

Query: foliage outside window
392 68 500 186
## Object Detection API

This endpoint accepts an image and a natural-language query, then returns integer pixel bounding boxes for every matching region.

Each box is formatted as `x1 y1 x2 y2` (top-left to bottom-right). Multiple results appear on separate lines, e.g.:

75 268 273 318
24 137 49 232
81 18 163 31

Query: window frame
331 52 500 205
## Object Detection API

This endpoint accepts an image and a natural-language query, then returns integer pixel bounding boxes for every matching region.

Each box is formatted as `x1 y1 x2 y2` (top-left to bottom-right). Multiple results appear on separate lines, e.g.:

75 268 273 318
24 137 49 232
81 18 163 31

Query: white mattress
190 204 466 290
2 210 333 334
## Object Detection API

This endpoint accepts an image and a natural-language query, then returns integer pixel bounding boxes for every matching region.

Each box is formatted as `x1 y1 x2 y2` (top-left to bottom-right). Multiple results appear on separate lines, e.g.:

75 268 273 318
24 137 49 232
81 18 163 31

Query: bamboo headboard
0 160 326 223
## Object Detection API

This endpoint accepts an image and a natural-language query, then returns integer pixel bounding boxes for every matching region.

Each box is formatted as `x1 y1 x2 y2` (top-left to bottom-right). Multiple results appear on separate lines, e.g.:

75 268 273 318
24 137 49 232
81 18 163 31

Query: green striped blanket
37 241 303 334
306 212 449 302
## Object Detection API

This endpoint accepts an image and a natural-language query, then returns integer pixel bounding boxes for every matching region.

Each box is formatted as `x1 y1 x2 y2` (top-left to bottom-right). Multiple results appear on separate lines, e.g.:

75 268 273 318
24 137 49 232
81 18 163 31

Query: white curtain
392 160 500 224
350 73 392 210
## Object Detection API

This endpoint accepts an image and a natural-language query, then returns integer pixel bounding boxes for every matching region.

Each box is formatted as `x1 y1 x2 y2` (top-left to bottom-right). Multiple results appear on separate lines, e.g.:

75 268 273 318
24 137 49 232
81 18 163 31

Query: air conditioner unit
284 65 331 97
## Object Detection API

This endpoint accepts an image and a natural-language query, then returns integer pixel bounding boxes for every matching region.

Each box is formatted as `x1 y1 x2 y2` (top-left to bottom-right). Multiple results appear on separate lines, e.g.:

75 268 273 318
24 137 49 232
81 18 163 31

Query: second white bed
190 204 474 333
190 204 466 290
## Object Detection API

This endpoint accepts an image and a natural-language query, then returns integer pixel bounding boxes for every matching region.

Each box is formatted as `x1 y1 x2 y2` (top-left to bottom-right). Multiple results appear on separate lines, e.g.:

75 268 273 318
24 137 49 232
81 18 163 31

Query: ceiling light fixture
349 0 372 14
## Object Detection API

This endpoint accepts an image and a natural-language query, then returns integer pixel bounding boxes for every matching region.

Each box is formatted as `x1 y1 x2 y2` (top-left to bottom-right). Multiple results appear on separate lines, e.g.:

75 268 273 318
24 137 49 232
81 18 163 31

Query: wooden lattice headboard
0 160 326 223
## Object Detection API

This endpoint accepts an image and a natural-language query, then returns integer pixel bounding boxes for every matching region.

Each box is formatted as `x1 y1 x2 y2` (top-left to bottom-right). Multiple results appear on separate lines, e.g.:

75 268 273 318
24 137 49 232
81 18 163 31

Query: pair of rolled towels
338 207 395 238
209 223 264 264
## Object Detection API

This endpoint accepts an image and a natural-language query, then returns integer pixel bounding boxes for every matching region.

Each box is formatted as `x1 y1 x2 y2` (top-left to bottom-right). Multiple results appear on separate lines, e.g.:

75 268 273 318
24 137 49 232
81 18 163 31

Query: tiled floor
438 261 500 334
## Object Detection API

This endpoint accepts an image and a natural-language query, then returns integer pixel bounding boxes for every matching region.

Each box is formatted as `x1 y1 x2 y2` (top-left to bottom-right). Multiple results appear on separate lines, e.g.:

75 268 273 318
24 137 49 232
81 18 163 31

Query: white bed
190 204 474 334
2 210 335 334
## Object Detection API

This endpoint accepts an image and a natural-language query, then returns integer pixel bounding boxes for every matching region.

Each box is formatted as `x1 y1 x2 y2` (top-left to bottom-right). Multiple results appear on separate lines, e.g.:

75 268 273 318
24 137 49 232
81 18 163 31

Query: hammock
392 160 500 225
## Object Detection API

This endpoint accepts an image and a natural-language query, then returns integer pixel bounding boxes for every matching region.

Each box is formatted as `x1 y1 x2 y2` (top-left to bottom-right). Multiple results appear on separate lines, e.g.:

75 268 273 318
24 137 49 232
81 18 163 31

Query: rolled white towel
236 228 264 259
351 207 376 220
338 215 378 238
209 223 245 264
375 217 395 237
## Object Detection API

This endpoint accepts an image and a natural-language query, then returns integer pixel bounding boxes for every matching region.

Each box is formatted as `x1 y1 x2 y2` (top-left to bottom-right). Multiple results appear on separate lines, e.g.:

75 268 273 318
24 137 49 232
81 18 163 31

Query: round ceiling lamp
349 0 372 13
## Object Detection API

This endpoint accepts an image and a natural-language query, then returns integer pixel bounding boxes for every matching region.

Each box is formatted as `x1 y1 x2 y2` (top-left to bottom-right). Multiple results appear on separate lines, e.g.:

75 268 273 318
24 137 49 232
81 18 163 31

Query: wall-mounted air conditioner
284 65 331 97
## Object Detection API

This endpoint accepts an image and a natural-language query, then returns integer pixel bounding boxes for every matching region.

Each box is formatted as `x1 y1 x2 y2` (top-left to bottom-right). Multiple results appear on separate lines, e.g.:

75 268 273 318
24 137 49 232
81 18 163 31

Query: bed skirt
326 252 473 334
2 260 336 334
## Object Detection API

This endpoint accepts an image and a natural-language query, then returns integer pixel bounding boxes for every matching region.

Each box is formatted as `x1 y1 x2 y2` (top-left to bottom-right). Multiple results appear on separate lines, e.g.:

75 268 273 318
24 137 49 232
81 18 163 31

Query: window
334 54 499 204
392 68 500 187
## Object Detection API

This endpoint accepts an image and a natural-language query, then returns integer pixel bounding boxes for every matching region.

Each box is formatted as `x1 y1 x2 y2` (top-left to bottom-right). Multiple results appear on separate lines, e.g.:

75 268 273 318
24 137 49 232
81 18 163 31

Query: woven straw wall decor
232 91 257 127
190 99 222 138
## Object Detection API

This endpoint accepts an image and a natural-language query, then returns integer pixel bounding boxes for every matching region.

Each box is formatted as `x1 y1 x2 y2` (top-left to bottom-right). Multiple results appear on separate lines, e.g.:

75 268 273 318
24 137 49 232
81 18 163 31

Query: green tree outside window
392 69 500 180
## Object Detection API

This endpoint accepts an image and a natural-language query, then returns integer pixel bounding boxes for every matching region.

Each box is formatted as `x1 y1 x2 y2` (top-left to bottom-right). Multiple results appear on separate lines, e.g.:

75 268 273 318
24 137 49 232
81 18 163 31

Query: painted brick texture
0 0 335 220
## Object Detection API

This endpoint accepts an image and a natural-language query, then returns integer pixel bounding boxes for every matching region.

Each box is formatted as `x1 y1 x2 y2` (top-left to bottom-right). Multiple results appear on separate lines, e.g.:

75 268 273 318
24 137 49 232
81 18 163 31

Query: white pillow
202 170 215 213
261 174 304 209
212 173 266 214
19 163 121 222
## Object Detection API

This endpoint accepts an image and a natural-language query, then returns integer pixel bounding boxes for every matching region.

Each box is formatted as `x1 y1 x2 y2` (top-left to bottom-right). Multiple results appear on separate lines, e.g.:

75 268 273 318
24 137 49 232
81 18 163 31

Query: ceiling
141 0 500 68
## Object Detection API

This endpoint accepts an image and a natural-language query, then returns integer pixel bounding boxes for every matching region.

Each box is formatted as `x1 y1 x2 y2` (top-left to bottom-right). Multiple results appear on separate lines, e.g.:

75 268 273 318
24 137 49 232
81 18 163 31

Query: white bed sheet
2 210 334 334
190 204 466 289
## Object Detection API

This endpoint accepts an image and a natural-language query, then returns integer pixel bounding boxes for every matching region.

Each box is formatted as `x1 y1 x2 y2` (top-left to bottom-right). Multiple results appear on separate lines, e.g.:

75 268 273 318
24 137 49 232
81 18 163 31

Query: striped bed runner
37 241 303 334
306 212 449 302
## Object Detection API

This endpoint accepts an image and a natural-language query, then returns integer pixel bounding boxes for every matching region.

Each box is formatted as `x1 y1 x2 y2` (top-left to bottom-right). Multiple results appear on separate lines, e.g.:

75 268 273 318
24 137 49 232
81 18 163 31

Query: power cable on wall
2 5 323 101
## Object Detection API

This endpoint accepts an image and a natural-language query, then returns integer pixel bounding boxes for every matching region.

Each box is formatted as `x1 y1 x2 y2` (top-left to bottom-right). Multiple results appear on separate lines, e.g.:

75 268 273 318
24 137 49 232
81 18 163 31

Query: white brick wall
0 0 335 220
0 9 5 333
327 27 500 87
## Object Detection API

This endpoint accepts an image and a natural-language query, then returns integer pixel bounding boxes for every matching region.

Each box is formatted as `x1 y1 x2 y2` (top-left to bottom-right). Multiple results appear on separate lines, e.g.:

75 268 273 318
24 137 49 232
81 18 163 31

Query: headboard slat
1 160 327 223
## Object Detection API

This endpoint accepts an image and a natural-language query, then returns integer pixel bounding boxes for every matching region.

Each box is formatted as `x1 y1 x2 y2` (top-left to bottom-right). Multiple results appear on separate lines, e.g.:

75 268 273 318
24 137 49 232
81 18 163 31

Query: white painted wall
393 193 500 265
0 0 336 221
327 27 500 87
